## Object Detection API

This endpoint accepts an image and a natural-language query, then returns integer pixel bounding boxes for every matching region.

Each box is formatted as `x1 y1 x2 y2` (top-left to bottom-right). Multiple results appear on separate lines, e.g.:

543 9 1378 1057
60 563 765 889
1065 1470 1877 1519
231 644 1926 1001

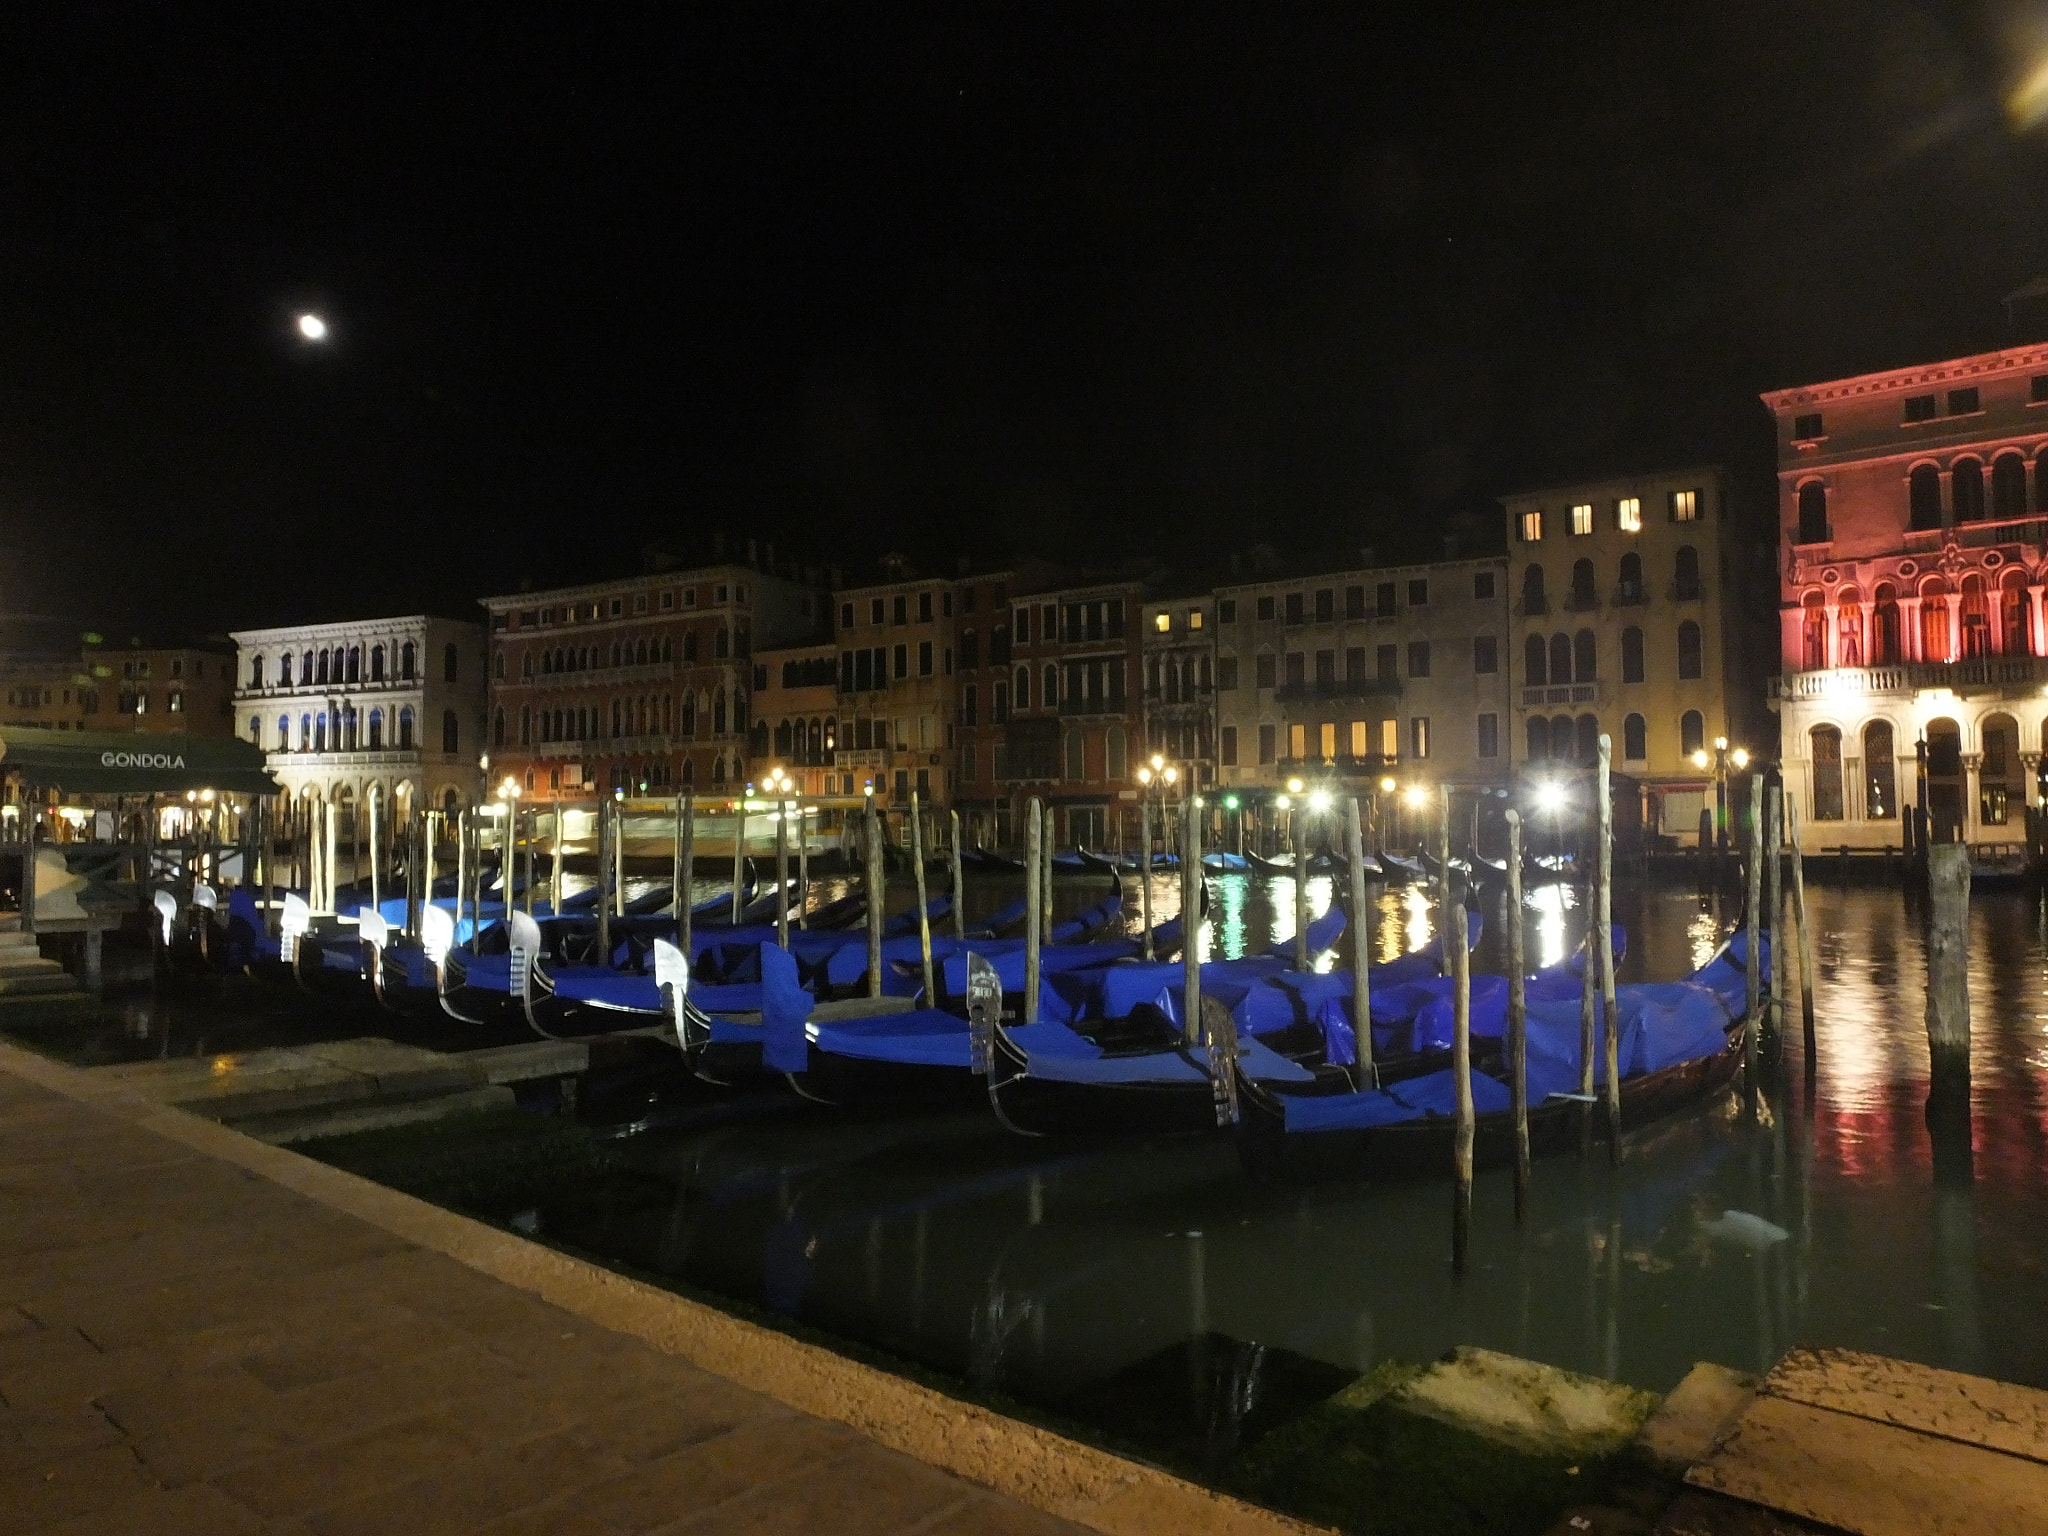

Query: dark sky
5 2 2048 637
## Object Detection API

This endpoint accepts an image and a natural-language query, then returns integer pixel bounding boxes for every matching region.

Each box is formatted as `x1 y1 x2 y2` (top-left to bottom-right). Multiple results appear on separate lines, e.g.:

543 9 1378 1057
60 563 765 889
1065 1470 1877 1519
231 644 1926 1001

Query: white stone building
230 615 488 829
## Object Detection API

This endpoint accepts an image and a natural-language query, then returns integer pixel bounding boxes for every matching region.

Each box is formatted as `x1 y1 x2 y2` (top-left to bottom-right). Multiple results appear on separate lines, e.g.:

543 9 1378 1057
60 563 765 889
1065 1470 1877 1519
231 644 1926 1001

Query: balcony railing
1669 580 1704 602
1518 597 1549 617
1771 655 2044 699
1276 753 1402 775
1519 683 1603 707
1564 589 1600 612
1275 677 1402 702
1058 696 1129 717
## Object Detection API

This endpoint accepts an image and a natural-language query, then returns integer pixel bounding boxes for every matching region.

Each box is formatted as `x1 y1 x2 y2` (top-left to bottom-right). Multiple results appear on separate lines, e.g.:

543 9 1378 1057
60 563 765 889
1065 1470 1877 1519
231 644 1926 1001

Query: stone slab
1388 1346 1660 1460
1633 1363 1759 1477
236 1084 519 1144
1760 1346 2048 1466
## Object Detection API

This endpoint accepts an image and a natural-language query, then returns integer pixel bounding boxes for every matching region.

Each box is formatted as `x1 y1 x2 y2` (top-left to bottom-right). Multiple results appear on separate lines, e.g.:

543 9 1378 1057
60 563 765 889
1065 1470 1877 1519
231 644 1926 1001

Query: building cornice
1496 464 1729 508
230 617 475 644
481 566 812 611
1761 344 2048 410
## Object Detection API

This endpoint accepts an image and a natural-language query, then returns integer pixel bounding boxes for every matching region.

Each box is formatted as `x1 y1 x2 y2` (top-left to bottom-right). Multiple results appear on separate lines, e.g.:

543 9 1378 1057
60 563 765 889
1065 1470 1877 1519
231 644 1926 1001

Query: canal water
15 869 2047 1467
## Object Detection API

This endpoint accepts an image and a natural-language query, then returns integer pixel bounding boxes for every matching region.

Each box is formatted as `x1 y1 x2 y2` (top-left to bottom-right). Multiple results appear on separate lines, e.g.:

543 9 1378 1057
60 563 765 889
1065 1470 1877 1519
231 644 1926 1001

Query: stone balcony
1770 655 2044 701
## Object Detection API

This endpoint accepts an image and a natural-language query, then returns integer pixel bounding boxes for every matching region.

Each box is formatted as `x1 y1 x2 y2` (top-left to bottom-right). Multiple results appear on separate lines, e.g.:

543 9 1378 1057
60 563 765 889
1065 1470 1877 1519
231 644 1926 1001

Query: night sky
6 3 2048 638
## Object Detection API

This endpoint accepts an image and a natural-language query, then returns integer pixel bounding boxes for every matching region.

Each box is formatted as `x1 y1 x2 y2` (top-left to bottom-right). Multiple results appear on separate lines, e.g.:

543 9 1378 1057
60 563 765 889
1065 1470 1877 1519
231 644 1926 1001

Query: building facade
950 569 1017 847
231 615 487 823
831 568 962 817
481 565 820 800
1500 468 1744 844
1764 342 2048 850
2 642 235 736
989 579 1141 851
1140 589 1217 794
748 642 842 798
1212 557 1512 828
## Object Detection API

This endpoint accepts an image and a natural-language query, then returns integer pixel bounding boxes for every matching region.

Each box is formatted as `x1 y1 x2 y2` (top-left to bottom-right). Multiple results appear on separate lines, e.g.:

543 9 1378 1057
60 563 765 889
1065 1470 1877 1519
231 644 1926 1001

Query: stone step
0 973 87 997
234 1084 518 1145
0 958 66 979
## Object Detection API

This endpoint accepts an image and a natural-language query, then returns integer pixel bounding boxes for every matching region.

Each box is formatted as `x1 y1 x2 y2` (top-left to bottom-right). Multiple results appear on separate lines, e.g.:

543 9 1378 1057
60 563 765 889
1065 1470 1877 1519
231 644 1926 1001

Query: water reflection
545 880 2048 1431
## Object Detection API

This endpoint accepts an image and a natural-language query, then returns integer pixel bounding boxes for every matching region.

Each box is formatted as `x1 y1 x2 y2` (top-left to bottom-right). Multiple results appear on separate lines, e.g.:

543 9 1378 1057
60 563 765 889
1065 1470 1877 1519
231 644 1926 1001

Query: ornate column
1901 597 1924 662
1961 751 1984 843
1945 594 1963 664
2022 752 2043 809
1823 602 1840 670
2030 583 2046 658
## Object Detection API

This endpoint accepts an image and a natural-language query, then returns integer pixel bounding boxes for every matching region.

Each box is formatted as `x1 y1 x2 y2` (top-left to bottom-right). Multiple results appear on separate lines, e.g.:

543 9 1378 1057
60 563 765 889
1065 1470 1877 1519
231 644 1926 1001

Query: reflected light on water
1401 887 1432 957
1526 882 1574 969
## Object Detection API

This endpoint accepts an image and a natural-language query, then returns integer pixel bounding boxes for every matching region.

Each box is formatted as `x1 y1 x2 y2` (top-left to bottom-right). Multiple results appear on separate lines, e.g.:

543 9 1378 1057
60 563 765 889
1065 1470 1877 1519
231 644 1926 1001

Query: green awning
0 728 282 795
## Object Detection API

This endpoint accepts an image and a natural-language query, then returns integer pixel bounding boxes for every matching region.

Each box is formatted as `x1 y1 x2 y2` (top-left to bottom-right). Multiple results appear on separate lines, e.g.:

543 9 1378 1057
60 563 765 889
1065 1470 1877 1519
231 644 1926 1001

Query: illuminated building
480 562 822 800
1764 344 2048 849
830 561 963 827
1500 469 1747 844
2 641 234 736
1212 555 1512 825
231 616 486 824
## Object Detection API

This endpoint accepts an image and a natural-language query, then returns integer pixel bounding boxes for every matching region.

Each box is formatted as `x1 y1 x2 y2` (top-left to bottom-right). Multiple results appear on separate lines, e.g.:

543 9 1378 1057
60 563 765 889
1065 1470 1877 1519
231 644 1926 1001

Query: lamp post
1689 737 1749 880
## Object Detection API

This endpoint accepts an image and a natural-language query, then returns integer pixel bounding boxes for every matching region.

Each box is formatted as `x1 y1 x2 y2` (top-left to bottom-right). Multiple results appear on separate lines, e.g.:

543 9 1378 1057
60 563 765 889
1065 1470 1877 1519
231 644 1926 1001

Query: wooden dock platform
1659 1346 2048 1535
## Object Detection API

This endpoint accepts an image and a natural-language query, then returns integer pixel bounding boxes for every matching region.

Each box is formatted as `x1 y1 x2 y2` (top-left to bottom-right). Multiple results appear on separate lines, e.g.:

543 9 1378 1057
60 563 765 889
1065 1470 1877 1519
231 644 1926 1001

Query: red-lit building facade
1764 341 2048 849
481 565 822 800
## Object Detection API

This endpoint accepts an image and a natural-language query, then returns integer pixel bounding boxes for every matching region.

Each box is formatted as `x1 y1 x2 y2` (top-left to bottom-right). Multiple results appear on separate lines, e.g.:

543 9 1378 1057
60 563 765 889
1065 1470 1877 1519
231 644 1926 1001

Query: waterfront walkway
0 1042 1300 1536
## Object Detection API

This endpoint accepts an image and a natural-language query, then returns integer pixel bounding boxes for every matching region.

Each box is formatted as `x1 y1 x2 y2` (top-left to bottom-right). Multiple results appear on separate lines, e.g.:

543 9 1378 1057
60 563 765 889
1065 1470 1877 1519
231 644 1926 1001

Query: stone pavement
0 1047 1299 1536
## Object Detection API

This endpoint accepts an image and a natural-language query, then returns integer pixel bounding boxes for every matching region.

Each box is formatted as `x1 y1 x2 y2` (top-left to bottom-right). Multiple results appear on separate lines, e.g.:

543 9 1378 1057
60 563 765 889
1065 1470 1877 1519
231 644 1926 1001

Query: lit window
1187 608 1203 630
1571 503 1593 536
1153 612 1171 633
1670 489 1699 522
1616 497 1641 532
1518 510 1543 542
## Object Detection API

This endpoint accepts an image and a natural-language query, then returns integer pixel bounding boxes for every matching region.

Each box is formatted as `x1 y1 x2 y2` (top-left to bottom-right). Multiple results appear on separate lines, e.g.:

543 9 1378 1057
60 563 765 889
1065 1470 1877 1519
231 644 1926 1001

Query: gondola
966 844 1026 872
1231 931 1766 1182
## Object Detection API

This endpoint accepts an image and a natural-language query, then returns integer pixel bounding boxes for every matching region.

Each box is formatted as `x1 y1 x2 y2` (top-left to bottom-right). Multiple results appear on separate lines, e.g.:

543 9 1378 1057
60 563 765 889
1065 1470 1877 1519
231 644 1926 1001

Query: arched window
1796 482 1829 544
1526 716 1549 761
300 650 314 684
2002 572 2029 656
1569 558 1596 609
277 715 290 750
1015 664 1031 710
1872 584 1901 664
346 646 361 683
1621 626 1645 683
521 651 533 680
1618 552 1643 603
712 755 727 786
1551 715 1574 760
1680 709 1704 757
1909 464 1942 530
1548 633 1572 685
1573 628 1597 680
1835 586 1863 667
368 709 383 750
299 713 312 750
1107 724 1126 781
609 642 620 669
249 655 265 688
247 714 262 744
1574 714 1599 765
1864 721 1896 820
1623 712 1646 762
683 631 698 662
1525 634 1548 687
400 642 416 680
636 638 649 665
681 693 697 737
2037 450 2048 513
1993 453 2028 520
1810 725 1844 821
519 705 531 745
1064 728 1084 781
317 650 331 685
1803 592 1828 670
1521 563 1547 614
1677 621 1703 680
314 711 327 752
1674 545 1701 600
1043 663 1058 706
396 707 413 749
370 645 385 681
681 757 695 785
443 642 459 682
774 718 794 756
1921 581 1952 661
1952 459 1984 523
1960 574 1990 659
713 687 727 737
442 709 459 754
492 707 505 747
714 626 730 659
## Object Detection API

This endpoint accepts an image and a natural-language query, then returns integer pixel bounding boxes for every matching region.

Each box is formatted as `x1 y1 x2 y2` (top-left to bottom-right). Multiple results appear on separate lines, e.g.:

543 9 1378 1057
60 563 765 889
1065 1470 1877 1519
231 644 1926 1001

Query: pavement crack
92 1397 134 1437
75 1324 106 1352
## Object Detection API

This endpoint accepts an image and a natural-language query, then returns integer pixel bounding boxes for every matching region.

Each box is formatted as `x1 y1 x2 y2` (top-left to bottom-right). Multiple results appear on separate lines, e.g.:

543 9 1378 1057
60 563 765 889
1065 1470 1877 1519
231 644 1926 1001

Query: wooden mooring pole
949 810 965 942
775 796 791 950
1926 841 1971 1074
1182 781 1203 1047
1598 735 1620 1163
863 796 885 1000
731 795 747 926
1448 813 1474 1277
1744 773 1763 1089
909 790 934 1002
595 801 611 963
1293 832 1309 972
678 794 695 957
1345 796 1374 1088
798 798 811 928
1766 783 1785 1050
1024 798 1043 1024
1786 791 1817 1063
1505 808 1529 1219
1139 799 1154 962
